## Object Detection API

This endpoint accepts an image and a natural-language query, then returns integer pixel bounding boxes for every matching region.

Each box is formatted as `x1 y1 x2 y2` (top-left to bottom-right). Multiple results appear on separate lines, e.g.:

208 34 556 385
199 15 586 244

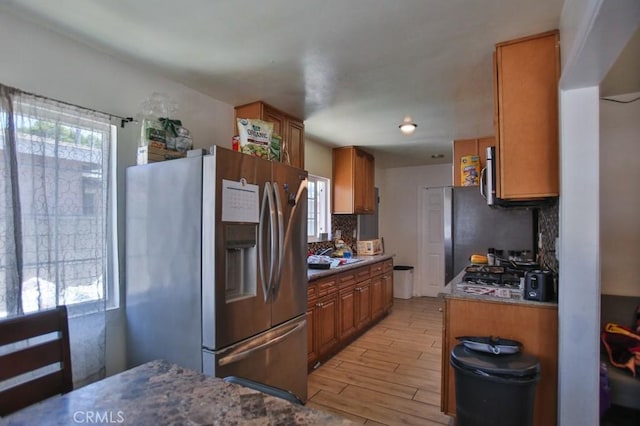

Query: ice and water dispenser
224 224 257 302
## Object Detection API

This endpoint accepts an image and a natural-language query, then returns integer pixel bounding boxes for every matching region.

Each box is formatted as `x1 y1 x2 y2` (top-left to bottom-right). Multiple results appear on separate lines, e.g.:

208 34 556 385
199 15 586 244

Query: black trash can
450 343 540 426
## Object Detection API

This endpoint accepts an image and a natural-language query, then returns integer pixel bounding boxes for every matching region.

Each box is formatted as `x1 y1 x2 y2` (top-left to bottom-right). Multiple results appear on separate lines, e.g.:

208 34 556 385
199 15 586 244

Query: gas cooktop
459 264 526 299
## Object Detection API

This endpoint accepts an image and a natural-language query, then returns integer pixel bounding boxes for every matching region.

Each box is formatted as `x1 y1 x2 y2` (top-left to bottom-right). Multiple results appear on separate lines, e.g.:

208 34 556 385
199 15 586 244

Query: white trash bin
393 266 414 299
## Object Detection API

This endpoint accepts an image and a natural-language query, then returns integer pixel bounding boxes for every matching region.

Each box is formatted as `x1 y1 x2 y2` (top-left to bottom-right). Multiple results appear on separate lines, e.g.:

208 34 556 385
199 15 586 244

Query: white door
417 187 446 297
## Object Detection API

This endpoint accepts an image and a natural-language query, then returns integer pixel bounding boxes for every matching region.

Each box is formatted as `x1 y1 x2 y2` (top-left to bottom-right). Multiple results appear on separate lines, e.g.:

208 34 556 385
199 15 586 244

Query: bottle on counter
487 248 496 266
495 249 504 266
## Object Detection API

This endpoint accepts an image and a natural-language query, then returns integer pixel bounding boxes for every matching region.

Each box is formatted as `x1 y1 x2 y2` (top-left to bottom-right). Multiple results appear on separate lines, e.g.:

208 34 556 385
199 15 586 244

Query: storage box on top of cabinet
137 143 186 165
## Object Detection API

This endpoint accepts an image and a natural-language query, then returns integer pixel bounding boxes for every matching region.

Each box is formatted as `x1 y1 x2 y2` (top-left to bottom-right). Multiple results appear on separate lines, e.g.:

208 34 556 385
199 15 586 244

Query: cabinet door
353 149 368 213
443 298 558 426
382 272 393 312
316 294 339 356
355 280 371 329
263 106 285 137
496 31 559 199
332 147 355 214
354 149 375 214
370 275 384 319
286 118 304 170
338 286 357 340
363 152 375 213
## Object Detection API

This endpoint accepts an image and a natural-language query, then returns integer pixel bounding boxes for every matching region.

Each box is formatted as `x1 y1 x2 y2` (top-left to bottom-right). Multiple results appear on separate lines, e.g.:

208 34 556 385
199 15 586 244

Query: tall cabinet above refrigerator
125 146 309 403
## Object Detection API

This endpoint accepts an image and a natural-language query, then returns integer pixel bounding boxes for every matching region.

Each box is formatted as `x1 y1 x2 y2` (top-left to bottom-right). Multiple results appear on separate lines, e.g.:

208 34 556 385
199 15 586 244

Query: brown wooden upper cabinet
332 146 375 214
453 137 494 187
494 30 560 199
234 101 305 170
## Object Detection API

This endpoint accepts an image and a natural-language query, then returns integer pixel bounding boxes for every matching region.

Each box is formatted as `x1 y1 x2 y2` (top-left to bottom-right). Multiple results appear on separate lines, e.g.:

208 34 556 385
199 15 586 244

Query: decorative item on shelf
461 155 480 186
159 117 193 152
357 238 383 256
234 118 283 162
136 93 189 164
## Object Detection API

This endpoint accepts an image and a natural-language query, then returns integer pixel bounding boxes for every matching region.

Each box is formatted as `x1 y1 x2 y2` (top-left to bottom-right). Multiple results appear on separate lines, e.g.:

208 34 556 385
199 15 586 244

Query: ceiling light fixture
399 117 417 134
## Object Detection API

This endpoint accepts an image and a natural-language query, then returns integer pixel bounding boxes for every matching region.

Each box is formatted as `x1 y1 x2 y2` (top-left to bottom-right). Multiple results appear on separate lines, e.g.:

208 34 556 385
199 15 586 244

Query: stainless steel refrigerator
125 146 308 403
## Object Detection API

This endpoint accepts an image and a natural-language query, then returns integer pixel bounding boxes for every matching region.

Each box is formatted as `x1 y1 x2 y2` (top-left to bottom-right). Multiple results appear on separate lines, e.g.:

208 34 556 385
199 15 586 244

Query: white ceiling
0 0 572 167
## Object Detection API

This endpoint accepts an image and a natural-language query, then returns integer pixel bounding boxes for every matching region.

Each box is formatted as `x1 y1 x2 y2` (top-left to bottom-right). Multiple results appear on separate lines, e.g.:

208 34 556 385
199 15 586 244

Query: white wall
0 11 234 377
378 163 452 271
304 138 332 178
558 1 640 424
558 86 601 425
600 97 640 296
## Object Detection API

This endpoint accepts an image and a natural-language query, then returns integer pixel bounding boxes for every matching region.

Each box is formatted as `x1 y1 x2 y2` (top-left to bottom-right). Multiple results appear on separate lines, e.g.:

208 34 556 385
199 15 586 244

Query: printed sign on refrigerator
221 178 259 223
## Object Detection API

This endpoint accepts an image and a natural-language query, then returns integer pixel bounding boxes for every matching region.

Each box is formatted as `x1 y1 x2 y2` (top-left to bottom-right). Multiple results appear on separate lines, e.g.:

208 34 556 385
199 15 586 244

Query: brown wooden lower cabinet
355 280 371 328
316 293 338 357
338 285 357 340
382 271 393 311
440 297 558 426
306 307 317 367
308 258 393 370
370 275 385 320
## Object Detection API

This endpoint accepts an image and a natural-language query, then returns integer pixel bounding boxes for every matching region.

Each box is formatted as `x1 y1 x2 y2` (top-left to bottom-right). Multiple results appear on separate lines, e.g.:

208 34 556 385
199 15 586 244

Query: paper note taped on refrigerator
221 179 259 223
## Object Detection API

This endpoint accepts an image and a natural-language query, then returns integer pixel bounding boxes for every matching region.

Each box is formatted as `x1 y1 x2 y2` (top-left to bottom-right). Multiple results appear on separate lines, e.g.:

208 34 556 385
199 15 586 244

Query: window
0 90 116 317
307 174 331 242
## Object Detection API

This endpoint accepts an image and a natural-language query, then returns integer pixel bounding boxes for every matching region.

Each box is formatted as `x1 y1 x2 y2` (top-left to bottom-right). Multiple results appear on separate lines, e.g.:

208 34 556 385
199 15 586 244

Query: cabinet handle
316 302 323 308
355 287 361 292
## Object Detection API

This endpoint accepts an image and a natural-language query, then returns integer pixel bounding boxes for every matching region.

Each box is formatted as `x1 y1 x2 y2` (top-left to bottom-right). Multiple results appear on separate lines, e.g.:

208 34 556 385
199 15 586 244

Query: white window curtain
0 83 111 387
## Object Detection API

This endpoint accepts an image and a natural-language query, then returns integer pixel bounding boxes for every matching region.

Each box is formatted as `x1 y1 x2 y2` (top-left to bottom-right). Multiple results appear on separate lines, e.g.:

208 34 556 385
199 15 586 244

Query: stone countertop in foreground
3 360 353 426
307 254 394 282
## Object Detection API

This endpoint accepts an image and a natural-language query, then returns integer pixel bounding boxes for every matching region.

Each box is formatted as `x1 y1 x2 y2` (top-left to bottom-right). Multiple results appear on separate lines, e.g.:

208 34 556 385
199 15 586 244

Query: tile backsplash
538 199 559 273
308 214 357 254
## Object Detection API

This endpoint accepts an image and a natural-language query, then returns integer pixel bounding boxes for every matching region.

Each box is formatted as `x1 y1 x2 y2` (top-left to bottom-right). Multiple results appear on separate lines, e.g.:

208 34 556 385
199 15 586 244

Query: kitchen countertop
439 270 558 307
2 360 353 425
307 254 394 282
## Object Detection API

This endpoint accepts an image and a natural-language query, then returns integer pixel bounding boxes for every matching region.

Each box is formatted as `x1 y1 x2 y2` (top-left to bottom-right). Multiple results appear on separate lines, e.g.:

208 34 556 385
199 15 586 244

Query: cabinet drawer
337 271 357 288
317 278 337 298
370 262 383 276
382 259 393 273
307 284 317 305
355 266 371 282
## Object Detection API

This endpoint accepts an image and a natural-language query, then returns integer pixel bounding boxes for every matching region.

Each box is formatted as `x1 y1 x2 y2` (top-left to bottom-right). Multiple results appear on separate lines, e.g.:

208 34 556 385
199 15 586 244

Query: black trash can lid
393 265 414 270
451 344 540 378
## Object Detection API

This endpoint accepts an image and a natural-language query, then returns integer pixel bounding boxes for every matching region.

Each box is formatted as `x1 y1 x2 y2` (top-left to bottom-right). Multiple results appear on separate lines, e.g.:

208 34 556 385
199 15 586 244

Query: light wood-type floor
307 297 453 425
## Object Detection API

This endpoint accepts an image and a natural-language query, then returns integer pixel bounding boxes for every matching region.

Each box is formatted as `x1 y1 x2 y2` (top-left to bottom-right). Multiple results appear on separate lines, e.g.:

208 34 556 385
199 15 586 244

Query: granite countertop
439 270 558 308
307 254 394 282
2 360 353 425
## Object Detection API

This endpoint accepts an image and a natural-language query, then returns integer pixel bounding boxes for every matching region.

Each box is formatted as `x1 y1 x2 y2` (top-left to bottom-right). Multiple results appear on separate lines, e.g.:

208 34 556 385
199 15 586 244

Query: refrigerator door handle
272 182 285 296
266 182 277 296
259 182 274 302
216 319 306 367
273 177 307 299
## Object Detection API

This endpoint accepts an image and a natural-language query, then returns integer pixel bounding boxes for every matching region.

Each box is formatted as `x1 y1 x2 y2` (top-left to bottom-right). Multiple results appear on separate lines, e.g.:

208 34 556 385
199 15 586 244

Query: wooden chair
0 306 73 417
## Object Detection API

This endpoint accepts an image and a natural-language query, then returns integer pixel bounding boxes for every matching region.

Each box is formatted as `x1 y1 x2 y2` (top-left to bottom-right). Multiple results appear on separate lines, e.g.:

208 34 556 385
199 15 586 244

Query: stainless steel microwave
480 146 553 208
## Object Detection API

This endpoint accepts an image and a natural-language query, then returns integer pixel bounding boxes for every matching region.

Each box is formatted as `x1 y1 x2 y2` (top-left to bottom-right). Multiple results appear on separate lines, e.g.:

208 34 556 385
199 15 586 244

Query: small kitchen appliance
524 270 555 301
